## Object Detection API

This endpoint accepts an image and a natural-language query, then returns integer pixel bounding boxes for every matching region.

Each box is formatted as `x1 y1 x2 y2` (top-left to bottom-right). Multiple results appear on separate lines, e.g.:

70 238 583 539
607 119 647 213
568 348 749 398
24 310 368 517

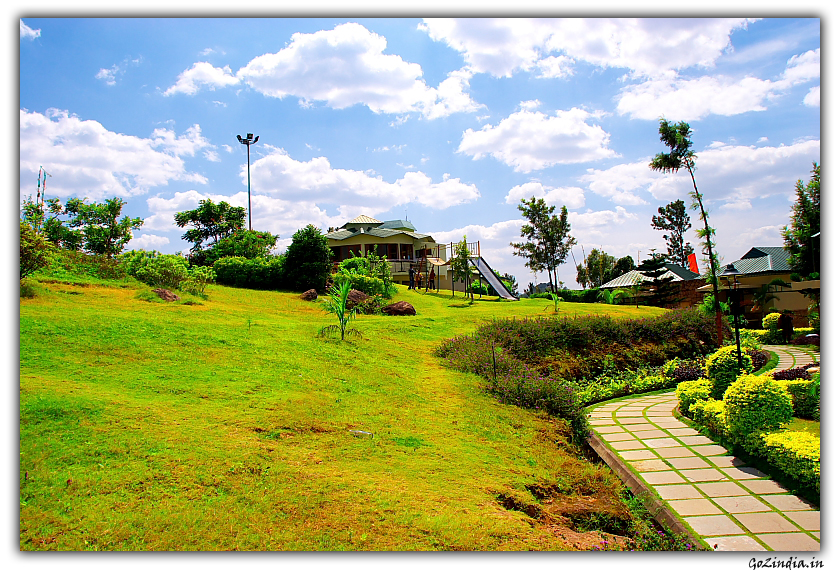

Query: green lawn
20 279 665 550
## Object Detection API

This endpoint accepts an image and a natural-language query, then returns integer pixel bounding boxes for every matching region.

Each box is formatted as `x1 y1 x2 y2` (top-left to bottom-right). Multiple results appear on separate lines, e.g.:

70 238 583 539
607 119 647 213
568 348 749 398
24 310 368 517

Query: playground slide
469 257 518 300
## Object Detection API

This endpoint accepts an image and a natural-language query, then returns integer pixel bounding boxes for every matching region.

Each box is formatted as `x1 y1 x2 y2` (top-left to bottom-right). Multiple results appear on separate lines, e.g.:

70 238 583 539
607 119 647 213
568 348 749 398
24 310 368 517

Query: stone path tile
616 410 644 417
709 535 768 551
665 457 712 469
617 417 650 424
696 482 750 497
642 437 681 448
783 510 820 531
680 468 728 482
722 466 766 480
592 425 626 434
624 422 658 432
684 515 745 536
761 494 814 511
601 432 637 442
640 471 686 485
756 533 820 551
610 440 647 451
655 446 698 458
632 429 668 439
739 480 788 494
645 411 675 416
668 428 700 437
734 512 798 533
679 435 716 446
706 455 745 468
653 484 703 500
691 444 729 456
618 449 657 460
589 419 617 425
629 459 671 472
669 498 723 516
712 496 772 513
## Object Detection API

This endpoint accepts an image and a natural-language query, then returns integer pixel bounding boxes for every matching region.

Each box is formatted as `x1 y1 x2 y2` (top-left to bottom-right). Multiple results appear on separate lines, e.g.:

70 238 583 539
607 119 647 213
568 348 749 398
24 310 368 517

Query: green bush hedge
689 399 727 437
760 431 820 494
762 312 783 344
213 256 284 290
333 271 396 298
777 379 820 420
706 345 753 399
676 379 712 416
120 250 215 295
723 375 793 446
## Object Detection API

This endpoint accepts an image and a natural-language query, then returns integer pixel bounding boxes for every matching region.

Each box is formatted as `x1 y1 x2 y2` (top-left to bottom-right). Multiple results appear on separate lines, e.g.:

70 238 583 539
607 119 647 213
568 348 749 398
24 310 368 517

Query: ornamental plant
675 379 712 416
723 374 793 448
319 278 361 341
705 345 753 399
762 312 783 344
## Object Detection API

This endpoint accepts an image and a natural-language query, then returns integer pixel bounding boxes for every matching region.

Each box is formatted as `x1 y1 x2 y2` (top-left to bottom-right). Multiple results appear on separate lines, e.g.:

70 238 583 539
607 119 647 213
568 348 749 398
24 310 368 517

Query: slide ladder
468 257 518 300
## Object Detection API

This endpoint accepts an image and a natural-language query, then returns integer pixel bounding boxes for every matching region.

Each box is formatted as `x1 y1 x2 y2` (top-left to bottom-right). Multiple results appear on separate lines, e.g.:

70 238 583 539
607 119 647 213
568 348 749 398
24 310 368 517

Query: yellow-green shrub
676 379 712 416
723 375 792 445
706 345 753 399
689 399 727 436
760 431 820 493
762 312 783 344
777 379 820 419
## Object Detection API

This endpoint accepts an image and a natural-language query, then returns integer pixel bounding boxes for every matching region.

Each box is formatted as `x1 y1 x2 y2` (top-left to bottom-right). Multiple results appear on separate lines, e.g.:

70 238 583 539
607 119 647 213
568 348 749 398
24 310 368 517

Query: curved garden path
586 345 820 552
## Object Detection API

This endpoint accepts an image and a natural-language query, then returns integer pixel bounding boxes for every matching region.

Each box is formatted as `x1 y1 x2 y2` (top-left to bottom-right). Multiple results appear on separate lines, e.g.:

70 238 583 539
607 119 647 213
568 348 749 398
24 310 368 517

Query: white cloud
20 19 40 40
204 150 221 162
617 48 820 121
580 138 820 209
126 233 171 251
244 147 481 214
505 182 586 209
19 109 208 201
420 18 753 79
229 23 480 119
458 107 616 172
535 55 575 79
804 86 820 107
163 62 239 96
95 56 143 86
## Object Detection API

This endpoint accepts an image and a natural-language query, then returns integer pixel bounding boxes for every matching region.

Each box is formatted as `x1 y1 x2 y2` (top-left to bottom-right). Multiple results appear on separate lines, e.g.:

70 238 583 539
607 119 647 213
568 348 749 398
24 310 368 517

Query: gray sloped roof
601 263 701 289
326 226 432 241
344 214 382 225
379 219 417 232
732 246 791 274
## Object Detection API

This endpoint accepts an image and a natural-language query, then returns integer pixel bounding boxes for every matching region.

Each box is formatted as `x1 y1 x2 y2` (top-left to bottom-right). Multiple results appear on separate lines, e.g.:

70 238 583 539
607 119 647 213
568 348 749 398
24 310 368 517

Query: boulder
346 289 369 309
300 289 318 301
382 301 416 316
152 288 180 302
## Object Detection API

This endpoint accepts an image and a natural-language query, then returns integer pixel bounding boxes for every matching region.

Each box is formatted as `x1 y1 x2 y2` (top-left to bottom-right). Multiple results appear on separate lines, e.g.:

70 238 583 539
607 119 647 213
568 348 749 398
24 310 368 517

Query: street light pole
237 133 259 231
722 264 743 371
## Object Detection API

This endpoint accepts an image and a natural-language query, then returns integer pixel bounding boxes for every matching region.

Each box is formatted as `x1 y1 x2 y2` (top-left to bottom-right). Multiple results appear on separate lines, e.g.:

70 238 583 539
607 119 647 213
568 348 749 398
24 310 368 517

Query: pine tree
782 162 820 277
651 199 694 267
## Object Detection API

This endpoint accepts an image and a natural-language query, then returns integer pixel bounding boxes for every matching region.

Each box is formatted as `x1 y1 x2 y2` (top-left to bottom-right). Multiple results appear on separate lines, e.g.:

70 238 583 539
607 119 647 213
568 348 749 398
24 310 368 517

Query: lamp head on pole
237 133 259 145
721 263 739 290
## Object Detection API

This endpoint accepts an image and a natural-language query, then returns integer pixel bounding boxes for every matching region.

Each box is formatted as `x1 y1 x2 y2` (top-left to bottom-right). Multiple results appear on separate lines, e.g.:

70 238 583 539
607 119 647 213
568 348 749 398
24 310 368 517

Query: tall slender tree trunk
689 167 723 346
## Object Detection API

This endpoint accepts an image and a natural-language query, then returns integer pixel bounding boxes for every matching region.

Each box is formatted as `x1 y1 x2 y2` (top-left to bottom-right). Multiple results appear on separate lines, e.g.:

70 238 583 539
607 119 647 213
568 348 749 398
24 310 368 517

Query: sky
18 15 821 291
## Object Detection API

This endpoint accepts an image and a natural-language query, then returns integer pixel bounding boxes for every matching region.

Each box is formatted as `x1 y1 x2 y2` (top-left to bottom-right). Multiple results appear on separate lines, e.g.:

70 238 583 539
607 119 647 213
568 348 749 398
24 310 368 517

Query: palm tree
319 278 361 340
599 288 629 305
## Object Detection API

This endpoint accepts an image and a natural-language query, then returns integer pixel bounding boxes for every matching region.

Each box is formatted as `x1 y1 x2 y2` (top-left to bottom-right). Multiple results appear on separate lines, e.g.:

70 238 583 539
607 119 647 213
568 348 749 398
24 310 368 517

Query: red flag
688 253 699 274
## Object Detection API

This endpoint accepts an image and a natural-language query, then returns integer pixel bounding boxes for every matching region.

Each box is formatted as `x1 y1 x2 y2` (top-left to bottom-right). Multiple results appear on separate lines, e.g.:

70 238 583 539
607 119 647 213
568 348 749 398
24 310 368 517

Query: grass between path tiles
21 278 671 551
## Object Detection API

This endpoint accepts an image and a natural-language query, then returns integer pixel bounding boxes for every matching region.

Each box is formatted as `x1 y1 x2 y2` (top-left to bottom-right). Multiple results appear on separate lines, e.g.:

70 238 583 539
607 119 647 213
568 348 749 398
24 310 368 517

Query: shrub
759 431 820 494
740 329 768 345
281 225 332 292
762 312 783 344
676 379 713 416
706 345 753 399
723 375 793 447
183 266 216 297
120 250 193 290
776 379 820 419
772 365 814 381
746 349 768 372
333 270 396 298
213 256 284 290
689 399 727 437
20 221 54 280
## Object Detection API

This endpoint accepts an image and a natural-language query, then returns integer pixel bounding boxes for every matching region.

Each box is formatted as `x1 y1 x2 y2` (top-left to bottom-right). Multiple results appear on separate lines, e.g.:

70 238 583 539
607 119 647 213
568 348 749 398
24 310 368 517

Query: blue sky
19 16 821 290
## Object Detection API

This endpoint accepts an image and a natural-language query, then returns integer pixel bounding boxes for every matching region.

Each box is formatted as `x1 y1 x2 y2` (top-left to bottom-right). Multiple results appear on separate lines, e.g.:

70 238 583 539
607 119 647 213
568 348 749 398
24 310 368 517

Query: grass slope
20 280 664 550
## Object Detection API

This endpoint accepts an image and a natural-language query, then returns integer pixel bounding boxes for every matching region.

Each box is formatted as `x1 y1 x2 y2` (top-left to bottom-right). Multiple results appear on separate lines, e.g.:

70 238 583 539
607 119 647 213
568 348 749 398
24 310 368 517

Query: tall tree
782 162 820 277
510 197 575 293
650 119 723 345
651 199 694 267
175 200 246 253
576 248 616 289
282 225 333 292
451 236 473 299
637 256 679 308
64 197 144 258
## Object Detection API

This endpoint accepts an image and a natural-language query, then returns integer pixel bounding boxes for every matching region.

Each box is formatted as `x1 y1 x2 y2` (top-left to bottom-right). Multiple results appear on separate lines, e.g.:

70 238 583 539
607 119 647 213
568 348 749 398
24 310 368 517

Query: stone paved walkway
586 344 820 552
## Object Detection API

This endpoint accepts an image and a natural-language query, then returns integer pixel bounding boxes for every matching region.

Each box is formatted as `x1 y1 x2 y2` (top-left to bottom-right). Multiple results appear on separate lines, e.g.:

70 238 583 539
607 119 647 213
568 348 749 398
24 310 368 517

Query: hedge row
760 431 821 494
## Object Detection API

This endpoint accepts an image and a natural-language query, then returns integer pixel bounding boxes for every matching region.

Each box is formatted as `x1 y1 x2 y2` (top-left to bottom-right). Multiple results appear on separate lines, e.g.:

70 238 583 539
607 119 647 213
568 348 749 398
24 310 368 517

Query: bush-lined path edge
586 345 819 552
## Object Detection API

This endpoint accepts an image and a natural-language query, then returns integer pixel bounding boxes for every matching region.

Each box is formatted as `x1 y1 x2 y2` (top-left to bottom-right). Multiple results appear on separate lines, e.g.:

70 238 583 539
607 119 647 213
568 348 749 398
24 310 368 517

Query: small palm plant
318 278 362 341
599 288 629 305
